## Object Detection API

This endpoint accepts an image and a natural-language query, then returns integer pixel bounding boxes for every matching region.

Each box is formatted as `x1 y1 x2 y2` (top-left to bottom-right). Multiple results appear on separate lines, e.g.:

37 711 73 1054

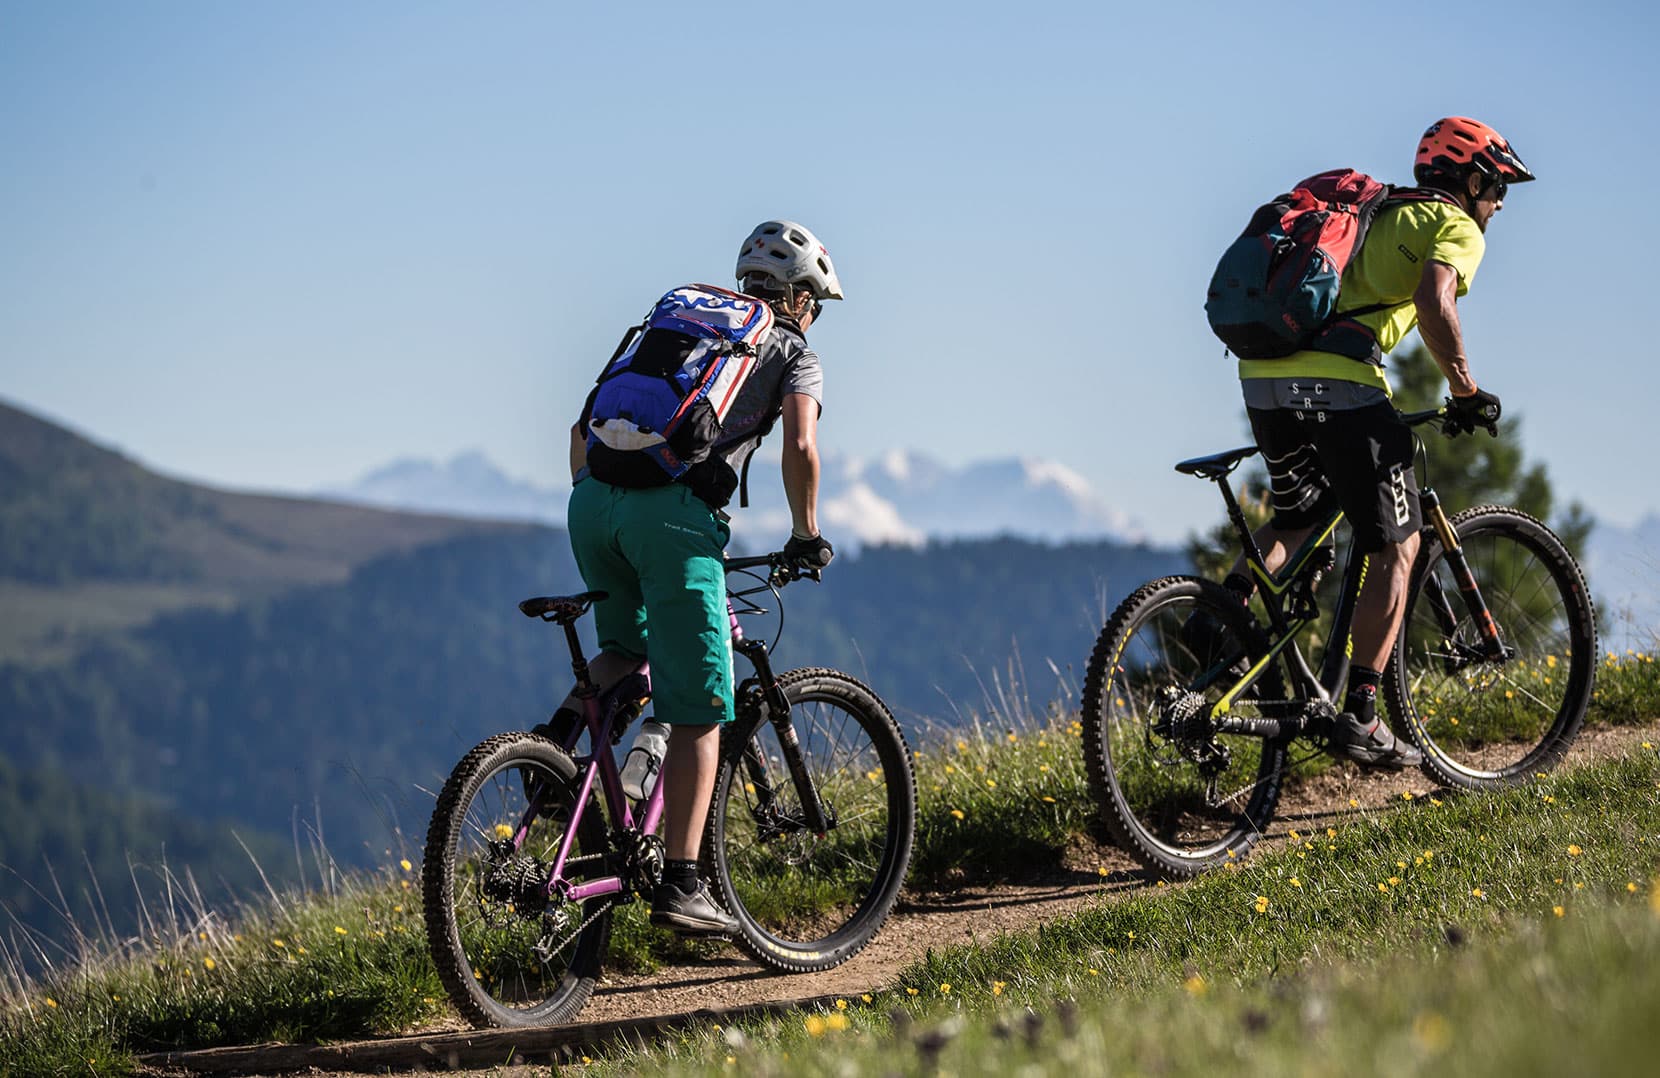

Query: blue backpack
584 284 775 507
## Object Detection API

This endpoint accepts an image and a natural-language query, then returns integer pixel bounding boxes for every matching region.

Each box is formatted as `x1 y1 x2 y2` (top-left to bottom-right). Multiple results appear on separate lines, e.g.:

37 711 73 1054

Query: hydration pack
585 284 774 508
1204 170 1454 362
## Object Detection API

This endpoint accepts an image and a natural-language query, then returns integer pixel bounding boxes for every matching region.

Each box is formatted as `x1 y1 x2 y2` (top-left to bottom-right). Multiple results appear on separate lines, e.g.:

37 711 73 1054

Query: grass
579 745 1660 1076
2 650 1657 1075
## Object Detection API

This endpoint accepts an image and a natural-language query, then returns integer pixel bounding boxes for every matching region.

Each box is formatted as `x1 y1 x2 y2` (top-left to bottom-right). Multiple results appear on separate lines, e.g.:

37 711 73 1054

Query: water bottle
620 721 670 801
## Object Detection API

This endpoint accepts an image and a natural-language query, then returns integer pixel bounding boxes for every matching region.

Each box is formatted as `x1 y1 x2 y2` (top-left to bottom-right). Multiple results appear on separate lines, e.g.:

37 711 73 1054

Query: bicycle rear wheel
422 733 613 1028
1082 576 1288 879
1387 506 1596 790
706 668 916 972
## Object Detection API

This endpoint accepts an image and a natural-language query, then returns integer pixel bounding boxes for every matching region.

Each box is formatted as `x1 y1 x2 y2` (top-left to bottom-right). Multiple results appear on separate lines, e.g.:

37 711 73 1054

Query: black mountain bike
1082 406 1597 879
422 552 917 1027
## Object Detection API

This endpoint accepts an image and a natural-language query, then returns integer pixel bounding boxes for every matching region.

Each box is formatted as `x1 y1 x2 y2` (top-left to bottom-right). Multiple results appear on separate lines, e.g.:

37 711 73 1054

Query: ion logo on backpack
1205 169 1447 362
585 284 774 506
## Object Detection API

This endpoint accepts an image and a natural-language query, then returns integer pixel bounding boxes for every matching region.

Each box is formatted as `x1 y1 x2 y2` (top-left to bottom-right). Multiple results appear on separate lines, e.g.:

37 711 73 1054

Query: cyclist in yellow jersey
1222 118 1535 769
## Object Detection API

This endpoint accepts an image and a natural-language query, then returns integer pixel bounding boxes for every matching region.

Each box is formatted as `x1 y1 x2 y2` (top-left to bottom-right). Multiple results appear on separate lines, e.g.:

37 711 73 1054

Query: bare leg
556 649 642 711
1228 522 1318 583
1348 532 1421 672
659 723 721 862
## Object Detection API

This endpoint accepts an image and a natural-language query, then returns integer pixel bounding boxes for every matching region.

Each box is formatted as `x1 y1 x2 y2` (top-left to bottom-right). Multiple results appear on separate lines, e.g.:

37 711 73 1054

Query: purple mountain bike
422 552 917 1028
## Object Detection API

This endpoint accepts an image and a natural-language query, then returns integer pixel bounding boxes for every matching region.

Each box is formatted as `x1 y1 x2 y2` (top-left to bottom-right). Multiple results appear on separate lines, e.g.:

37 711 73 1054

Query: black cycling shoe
1329 712 1424 771
650 880 739 937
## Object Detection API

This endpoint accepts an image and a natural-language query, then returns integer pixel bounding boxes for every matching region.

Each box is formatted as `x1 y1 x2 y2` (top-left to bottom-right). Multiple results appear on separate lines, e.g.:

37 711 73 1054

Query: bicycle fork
734 635 834 836
1417 486 1508 662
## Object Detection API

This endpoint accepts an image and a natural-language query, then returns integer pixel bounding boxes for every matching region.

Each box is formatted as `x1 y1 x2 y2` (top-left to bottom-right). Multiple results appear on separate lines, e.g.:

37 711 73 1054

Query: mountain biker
557 220 840 935
1224 118 1535 770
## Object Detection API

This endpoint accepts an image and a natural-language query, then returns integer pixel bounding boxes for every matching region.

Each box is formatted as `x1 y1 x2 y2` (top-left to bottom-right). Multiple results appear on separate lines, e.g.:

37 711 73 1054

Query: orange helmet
1414 117 1536 187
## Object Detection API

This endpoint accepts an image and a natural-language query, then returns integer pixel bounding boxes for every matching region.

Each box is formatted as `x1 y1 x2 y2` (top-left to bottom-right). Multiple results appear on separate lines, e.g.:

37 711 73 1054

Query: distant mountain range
321 448 1146 549
322 450 1659 639
1582 513 1660 648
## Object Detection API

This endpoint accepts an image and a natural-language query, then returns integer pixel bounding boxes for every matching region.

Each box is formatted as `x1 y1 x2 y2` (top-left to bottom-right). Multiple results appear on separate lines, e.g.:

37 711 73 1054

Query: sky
3 0 1658 544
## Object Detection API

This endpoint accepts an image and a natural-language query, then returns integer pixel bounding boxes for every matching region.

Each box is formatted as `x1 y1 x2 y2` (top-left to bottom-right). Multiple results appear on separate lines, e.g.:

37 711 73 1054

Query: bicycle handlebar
724 551 822 587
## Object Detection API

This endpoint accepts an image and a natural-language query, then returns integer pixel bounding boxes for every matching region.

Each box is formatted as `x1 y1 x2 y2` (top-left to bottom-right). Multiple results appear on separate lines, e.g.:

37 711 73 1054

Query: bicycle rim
422 734 611 1028
1082 576 1287 878
709 668 916 972
1389 507 1596 788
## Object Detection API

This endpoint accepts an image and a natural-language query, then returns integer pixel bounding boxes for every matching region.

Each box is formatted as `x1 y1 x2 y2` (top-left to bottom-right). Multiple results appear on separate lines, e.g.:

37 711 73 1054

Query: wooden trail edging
139 991 851 1075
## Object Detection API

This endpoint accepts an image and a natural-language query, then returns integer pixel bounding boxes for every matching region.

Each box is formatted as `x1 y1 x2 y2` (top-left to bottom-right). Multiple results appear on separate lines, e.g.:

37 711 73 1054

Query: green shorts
566 478 735 726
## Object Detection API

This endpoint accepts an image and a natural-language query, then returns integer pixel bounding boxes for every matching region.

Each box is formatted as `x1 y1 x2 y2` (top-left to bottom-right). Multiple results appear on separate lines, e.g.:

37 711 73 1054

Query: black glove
1444 388 1502 438
783 532 834 569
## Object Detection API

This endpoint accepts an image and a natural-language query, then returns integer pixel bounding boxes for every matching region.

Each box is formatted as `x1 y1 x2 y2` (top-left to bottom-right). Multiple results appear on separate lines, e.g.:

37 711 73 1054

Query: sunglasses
810 298 824 323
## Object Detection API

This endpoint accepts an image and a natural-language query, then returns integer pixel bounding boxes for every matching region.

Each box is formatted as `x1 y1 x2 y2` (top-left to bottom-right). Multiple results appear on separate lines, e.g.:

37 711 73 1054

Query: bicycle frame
511 555 831 908
1195 407 1510 734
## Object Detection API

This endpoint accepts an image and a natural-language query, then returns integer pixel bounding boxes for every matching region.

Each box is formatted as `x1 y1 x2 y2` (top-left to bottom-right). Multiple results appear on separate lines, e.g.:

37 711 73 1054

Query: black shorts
1246 401 1420 553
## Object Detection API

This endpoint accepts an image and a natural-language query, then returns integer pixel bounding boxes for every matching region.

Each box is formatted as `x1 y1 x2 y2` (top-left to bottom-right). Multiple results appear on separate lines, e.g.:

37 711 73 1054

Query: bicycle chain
1208 742 1327 810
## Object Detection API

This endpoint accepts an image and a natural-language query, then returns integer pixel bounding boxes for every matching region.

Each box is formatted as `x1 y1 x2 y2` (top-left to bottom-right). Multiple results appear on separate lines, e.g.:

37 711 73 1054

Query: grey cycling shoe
1330 712 1423 771
650 881 739 937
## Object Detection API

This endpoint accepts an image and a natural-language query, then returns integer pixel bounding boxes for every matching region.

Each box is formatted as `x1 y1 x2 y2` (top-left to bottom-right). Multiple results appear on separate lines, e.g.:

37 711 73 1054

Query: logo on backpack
1204 170 1454 363
585 284 774 505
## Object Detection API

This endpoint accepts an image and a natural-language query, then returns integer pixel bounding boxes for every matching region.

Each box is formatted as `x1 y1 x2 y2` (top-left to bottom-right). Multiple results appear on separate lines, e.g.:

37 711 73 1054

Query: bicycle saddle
519 591 609 623
1174 445 1260 480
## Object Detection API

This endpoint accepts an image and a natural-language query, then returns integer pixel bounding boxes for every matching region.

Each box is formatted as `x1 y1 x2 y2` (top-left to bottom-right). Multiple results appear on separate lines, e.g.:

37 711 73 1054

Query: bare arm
779 393 821 537
569 422 587 482
1413 260 1479 397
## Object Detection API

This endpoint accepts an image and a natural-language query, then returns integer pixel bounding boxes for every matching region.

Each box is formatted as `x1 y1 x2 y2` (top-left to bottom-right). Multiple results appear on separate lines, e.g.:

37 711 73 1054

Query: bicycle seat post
1216 475 1268 569
562 620 597 698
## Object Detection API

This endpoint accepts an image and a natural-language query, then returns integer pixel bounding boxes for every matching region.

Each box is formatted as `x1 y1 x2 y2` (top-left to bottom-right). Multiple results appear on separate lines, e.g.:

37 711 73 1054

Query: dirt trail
144 721 1656 1076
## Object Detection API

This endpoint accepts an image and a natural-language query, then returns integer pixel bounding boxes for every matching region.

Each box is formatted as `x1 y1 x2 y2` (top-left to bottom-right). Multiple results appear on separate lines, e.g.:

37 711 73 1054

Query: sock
664 858 699 893
1345 665 1382 725
1222 572 1255 604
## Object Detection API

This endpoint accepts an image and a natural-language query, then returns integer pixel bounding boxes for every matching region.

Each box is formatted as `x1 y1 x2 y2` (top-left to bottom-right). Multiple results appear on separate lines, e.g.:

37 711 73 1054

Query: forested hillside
0 401 1184 950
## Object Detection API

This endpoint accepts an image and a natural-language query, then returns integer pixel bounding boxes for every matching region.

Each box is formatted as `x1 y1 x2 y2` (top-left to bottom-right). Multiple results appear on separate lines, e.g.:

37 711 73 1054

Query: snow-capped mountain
318 449 1145 547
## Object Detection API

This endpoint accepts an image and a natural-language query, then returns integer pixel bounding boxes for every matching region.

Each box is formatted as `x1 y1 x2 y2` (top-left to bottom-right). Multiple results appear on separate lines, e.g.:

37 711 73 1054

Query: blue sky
4 1 1656 543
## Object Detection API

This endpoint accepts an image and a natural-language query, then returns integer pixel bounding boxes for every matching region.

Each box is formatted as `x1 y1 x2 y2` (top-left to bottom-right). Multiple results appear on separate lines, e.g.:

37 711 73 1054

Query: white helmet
735 220 843 301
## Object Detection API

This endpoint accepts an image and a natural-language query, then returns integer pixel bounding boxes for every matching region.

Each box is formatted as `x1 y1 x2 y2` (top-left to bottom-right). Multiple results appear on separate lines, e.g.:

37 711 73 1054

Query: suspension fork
1420 486 1506 656
735 636 833 834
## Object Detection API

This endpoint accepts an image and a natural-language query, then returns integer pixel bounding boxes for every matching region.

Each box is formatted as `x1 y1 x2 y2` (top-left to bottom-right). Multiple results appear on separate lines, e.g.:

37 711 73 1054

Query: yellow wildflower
1567 844 1583 857
335 926 348 936
804 1015 827 1037
203 957 216 971
1254 895 1270 913
939 983 952 994
993 982 1005 996
862 993 873 1003
835 998 847 1010
1471 888 1485 899
400 858 413 872
827 1012 850 1031
1289 877 1301 887
1184 974 1208 996
950 808 965 821
1553 906 1565 918
45 998 58 1008
906 987 919 996
272 939 286 948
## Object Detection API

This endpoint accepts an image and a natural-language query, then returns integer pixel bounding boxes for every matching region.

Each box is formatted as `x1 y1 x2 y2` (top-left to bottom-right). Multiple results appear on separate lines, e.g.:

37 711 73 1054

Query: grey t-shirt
713 321 823 476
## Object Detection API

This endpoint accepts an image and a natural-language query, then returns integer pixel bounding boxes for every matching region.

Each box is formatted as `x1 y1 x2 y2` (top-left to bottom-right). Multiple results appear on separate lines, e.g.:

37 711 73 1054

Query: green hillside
0 400 1184 955
0 398 507 664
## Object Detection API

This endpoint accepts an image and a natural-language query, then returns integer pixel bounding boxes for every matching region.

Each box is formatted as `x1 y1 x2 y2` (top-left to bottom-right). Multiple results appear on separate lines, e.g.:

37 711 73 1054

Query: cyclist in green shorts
560 220 840 934
1224 118 1536 770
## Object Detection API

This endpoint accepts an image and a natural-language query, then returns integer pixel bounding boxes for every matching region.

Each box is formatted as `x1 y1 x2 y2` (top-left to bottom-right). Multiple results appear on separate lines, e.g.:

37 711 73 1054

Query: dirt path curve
143 721 1655 1076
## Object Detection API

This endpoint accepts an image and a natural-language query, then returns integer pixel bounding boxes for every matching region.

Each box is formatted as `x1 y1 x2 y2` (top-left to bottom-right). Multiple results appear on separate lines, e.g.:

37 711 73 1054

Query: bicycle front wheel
1387 506 1597 789
706 668 916 973
422 733 612 1028
1082 576 1288 879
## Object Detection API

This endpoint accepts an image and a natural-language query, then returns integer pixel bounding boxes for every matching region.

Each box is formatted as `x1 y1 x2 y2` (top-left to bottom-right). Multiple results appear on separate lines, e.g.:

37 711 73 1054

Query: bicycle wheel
1387 506 1596 790
422 733 613 1028
1082 576 1289 879
706 668 916 972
